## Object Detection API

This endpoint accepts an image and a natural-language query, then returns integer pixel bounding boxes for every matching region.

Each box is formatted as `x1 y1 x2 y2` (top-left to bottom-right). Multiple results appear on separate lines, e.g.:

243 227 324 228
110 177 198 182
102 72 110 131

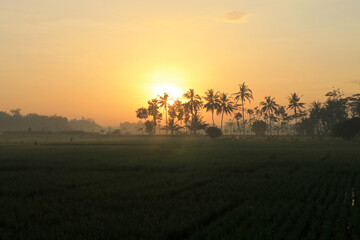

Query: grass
0 136 359 239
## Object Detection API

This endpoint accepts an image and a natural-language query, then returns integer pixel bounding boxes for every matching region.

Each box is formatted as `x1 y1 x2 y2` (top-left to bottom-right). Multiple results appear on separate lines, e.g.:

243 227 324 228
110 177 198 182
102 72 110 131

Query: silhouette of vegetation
260 96 279 135
0 110 102 132
251 120 267 136
134 85 358 138
233 82 253 135
333 118 360 140
205 126 222 138
203 89 220 126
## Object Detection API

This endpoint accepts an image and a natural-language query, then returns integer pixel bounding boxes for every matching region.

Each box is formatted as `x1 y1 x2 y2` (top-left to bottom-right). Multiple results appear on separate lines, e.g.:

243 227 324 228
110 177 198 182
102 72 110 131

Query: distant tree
10 108 21 116
308 101 322 135
333 118 360 140
234 112 242 133
136 107 149 120
183 89 203 120
247 109 254 135
260 96 279 135
158 93 170 134
251 120 267 136
205 127 222 139
161 118 183 135
217 93 236 131
147 99 163 135
186 113 208 135
203 89 220 126
233 82 253 135
287 93 305 133
144 120 155 135
347 94 360 118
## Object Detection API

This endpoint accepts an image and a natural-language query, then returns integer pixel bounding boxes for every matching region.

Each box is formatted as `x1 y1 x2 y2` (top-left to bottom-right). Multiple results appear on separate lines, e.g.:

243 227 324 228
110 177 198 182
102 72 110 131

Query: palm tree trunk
165 106 168 135
242 99 245 135
294 108 297 136
221 112 224 131
269 119 272 135
212 110 215 126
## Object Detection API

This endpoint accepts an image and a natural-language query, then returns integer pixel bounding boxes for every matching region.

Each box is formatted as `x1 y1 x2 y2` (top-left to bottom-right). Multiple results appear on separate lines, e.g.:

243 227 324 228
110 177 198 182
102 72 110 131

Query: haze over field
1 0 359 125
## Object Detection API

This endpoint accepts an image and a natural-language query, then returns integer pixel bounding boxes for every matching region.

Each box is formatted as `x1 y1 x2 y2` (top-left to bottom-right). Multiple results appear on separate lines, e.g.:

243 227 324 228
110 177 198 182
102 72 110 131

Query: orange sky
0 0 359 125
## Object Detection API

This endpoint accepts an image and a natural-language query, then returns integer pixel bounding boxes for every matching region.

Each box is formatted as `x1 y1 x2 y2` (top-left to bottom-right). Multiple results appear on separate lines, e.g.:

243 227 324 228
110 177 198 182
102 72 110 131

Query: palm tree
234 112 242 133
260 96 279 135
217 93 236 131
287 93 305 125
158 93 170 134
233 82 253 135
162 118 183 135
247 109 254 135
203 89 220 126
183 89 203 120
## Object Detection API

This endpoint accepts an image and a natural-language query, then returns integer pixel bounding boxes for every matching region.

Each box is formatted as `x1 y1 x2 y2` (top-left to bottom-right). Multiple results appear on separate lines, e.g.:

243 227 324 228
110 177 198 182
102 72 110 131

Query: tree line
136 83 360 137
0 109 103 132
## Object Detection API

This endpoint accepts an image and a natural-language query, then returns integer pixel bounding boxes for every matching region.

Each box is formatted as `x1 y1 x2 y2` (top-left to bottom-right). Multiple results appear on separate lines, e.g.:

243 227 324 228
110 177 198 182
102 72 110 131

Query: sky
0 0 359 126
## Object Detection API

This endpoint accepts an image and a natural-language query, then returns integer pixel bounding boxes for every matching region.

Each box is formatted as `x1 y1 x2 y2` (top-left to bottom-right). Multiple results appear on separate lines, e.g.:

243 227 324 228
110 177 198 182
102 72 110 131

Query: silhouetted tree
333 118 360 140
206 126 222 139
287 93 305 134
158 93 170 134
217 93 235 131
186 113 207 135
252 120 267 136
203 89 220 126
260 96 279 135
234 112 242 133
183 89 203 120
147 99 163 135
233 82 253 135
161 118 183 135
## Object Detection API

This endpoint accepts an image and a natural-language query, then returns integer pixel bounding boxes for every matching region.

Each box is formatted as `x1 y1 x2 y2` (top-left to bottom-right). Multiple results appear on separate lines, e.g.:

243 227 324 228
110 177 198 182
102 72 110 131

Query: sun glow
147 69 186 101
152 84 184 101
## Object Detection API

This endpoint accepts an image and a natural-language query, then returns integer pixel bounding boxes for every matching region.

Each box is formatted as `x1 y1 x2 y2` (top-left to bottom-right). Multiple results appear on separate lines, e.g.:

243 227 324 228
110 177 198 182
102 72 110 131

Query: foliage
333 118 360 140
144 120 155 135
251 120 267 136
233 82 253 135
186 113 208 135
205 126 223 138
161 118 183 135
0 110 102 132
217 93 236 131
203 89 220 126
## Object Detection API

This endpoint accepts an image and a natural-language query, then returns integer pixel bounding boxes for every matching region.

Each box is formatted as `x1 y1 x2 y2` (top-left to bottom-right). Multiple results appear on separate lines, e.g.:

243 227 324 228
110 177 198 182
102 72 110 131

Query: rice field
0 136 359 239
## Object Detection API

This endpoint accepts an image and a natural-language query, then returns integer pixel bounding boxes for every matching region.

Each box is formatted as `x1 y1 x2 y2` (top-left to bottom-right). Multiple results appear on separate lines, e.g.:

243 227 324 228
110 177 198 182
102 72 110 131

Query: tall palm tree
203 89 220 126
260 96 279 135
183 89 203 120
158 93 170 135
287 93 305 125
233 82 253 135
217 93 236 131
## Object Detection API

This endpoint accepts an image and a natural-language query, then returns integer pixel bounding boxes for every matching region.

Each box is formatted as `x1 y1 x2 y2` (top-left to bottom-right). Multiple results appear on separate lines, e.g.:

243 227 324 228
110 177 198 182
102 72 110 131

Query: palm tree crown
183 89 203 118
287 93 305 123
217 93 235 131
260 96 279 135
203 89 220 126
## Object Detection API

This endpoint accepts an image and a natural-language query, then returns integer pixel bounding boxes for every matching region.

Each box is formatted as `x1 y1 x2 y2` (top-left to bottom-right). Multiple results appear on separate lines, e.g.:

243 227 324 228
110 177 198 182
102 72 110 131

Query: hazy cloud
223 11 250 23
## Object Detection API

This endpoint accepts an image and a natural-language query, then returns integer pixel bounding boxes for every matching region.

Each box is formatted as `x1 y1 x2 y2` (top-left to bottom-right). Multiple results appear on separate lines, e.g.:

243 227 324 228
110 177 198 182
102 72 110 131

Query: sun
152 84 184 102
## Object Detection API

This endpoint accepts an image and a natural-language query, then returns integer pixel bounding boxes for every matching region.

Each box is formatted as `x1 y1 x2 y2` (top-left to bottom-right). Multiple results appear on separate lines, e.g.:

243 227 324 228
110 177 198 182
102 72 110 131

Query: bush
333 118 360 140
205 127 222 139
251 120 267 136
